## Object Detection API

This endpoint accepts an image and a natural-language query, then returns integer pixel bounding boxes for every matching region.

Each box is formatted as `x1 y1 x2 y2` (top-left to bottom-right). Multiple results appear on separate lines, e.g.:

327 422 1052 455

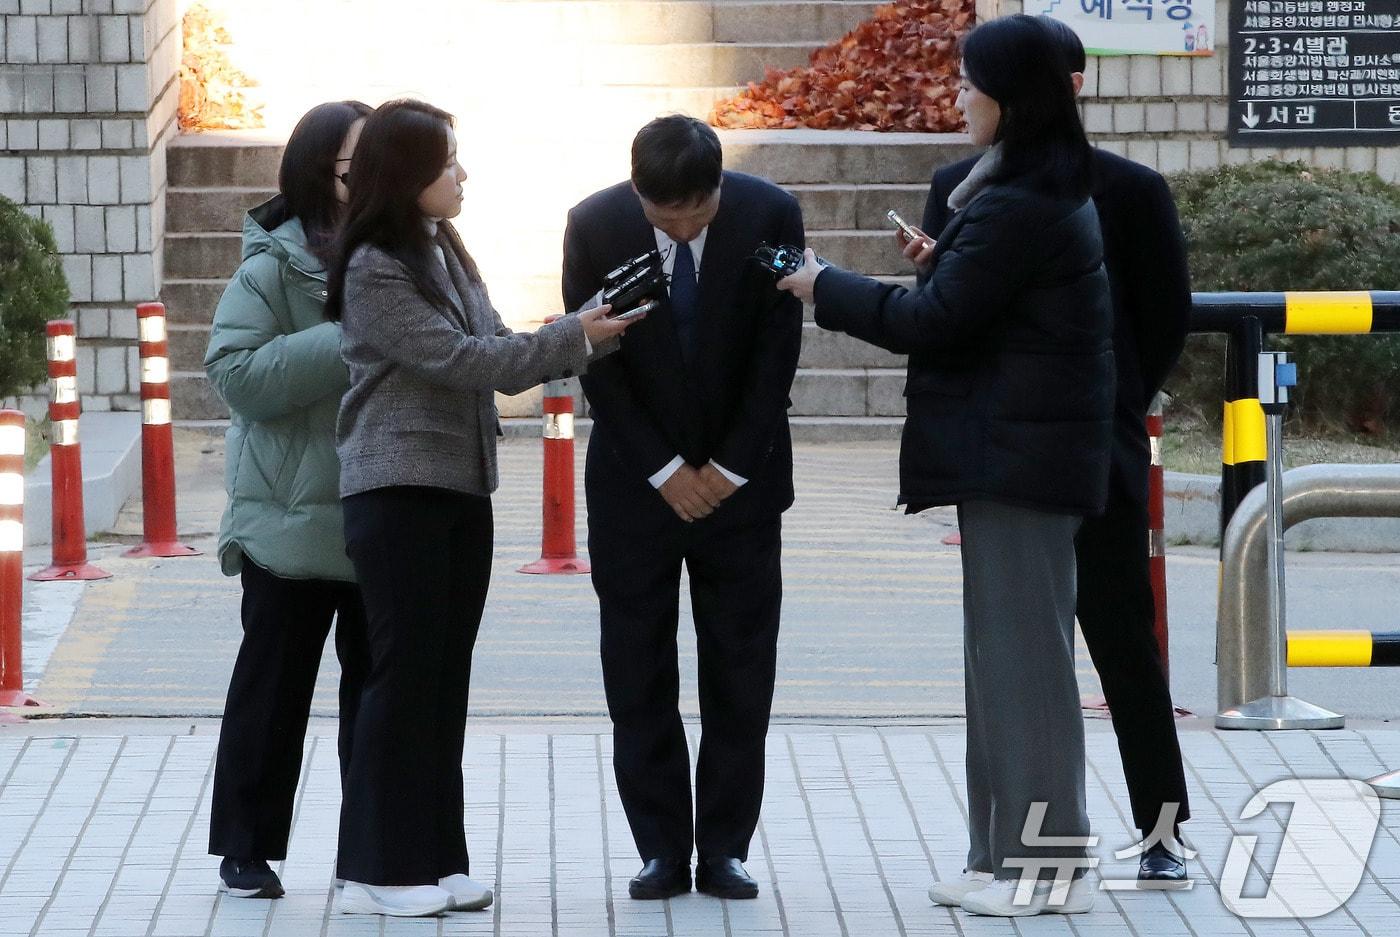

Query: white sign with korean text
1033 0 1218 57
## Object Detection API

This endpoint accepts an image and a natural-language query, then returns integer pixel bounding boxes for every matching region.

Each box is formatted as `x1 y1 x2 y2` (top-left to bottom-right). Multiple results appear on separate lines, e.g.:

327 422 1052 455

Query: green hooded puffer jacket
204 196 353 581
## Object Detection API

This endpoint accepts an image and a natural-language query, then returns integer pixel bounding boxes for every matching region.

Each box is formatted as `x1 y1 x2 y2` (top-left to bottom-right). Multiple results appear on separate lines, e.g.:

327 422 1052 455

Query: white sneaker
960 875 1096 917
439 873 494 911
928 869 994 906
339 881 453 917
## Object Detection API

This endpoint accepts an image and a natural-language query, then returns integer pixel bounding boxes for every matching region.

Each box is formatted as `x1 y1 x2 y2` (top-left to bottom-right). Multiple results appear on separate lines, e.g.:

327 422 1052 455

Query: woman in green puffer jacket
203 101 372 901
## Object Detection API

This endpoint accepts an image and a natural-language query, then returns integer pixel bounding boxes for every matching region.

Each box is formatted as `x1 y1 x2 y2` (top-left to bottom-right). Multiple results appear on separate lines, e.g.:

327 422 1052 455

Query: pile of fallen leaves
710 0 973 132
177 3 264 132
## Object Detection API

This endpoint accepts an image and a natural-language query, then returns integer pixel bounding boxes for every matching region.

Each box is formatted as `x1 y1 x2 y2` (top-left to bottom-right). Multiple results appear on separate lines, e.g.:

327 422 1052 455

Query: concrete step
788 183 930 232
167 131 976 189
722 130 977 184
492 1 879 44
166 186 277 234
168 323 210 371
169 180 940 245
799 322 904 369
790 367 905 417
161 279 227 325
713 1 879 44
170 371 229 421
168 137 284 188
808 230 921 277
545 85 741 128
593 41 815 87
165 233 242 281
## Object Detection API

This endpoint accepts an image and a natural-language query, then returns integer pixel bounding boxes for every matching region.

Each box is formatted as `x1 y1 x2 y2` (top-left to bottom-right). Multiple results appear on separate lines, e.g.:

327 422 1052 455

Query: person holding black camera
326 99 638 918
562 115 804 902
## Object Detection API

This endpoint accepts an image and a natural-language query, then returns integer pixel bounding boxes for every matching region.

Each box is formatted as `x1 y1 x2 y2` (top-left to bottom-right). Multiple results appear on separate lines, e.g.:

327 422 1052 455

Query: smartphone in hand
887 209 920 242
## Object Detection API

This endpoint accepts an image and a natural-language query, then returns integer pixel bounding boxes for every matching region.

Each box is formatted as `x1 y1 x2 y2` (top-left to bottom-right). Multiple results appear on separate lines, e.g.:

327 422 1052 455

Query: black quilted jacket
813 181 1115 516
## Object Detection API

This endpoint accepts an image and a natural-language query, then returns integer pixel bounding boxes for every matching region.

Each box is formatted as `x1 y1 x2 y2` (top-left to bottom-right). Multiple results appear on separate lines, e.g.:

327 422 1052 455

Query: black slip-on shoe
696 857 759 899
1138 842 1190 888
628 859 691 900
218 857 285 899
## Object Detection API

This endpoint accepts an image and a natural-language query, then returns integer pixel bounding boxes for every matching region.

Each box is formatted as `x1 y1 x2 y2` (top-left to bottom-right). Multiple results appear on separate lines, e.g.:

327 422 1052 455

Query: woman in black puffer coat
779 15 1113 918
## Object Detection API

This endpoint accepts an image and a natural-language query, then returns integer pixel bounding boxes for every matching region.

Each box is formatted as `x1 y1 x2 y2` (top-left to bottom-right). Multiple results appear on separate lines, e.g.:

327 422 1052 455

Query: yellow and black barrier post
1288 631 1400 667
1190 290 1400 544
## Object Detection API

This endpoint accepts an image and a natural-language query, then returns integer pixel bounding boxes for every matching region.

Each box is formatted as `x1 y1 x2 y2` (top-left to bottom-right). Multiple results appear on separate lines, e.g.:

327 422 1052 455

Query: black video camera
750 242 823 279
602 250 669 320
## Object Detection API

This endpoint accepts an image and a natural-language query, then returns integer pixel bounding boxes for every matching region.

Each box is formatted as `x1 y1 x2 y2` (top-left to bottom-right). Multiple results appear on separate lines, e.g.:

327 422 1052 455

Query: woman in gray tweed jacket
325 99 639 918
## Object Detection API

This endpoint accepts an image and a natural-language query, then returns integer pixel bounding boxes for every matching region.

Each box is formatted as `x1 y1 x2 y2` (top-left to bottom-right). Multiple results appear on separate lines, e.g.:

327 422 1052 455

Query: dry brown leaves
710 0 973 132
178 4 265 132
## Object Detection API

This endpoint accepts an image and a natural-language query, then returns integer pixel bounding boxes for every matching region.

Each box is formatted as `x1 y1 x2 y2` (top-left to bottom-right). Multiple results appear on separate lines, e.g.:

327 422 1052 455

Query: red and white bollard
1 409 43 708
28 321 111 582
519 373 589 575
1146 394 1170 680
124 303 199 558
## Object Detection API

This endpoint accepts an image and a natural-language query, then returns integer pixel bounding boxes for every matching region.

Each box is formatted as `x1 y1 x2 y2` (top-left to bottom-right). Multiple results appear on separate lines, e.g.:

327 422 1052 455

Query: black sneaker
219 857 285 899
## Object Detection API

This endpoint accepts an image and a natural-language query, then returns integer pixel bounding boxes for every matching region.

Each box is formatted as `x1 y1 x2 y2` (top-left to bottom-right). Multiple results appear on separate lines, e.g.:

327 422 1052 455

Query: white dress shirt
645 225 747 491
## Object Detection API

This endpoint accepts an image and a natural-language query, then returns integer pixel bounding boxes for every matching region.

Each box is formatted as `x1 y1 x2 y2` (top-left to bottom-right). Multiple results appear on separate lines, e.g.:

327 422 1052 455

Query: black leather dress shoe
1138 842 1189 886
696 857 759 899
628 859 691 900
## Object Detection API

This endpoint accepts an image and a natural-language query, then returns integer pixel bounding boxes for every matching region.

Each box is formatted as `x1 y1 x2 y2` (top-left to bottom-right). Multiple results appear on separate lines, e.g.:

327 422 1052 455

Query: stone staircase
161 1 978 437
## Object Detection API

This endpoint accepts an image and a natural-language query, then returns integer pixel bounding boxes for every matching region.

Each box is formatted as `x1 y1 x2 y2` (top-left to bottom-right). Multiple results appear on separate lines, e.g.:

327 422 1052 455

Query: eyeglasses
334 157 351 186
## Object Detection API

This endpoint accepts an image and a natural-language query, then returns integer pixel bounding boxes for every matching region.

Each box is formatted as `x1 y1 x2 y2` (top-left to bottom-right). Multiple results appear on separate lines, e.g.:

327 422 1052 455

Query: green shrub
0 197 69 401
1165 161 1400 435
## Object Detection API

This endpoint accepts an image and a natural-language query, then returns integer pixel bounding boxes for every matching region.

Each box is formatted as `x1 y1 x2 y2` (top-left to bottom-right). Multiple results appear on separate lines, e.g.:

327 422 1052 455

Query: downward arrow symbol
1243 103 1260 128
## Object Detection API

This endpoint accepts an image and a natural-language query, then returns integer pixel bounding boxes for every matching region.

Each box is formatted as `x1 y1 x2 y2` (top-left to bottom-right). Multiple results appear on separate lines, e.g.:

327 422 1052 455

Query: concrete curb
23 412 142 547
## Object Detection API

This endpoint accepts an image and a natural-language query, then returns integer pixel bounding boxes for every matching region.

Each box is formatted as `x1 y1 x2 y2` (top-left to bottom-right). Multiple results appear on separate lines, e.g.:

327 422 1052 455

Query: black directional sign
1230 0 1400 146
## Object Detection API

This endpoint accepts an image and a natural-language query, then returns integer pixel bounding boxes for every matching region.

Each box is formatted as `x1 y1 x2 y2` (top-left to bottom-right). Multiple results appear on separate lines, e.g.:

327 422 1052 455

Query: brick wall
1000 0 1400 180
1 0 180 417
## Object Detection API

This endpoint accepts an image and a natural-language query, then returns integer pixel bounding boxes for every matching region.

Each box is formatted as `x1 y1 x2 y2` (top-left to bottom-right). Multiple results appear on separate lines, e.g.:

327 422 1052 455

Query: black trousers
1075 478 1191 837
209 560 370 860
591 508 782 863
337 486 493 885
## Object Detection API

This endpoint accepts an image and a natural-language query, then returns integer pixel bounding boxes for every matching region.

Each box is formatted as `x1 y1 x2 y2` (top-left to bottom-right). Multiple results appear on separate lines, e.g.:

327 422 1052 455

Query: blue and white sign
1034 0 1218 56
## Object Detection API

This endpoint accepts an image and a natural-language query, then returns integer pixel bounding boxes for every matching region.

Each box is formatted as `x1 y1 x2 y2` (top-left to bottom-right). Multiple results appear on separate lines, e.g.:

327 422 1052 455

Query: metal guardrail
1215 464 1400 726
1188 291 1400 543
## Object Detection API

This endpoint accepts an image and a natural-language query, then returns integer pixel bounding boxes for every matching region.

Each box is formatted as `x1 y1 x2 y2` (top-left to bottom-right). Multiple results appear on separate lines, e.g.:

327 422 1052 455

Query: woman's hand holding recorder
578 303 643 344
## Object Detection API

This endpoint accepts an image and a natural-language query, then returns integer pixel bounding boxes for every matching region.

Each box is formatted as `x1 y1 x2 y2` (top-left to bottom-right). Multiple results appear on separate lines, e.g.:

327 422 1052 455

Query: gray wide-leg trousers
958 499 1091 881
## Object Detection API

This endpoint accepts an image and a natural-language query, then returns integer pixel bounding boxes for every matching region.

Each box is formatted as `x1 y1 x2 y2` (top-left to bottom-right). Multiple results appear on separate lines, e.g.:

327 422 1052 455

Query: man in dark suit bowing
562 116 804 901
912 17 1193 886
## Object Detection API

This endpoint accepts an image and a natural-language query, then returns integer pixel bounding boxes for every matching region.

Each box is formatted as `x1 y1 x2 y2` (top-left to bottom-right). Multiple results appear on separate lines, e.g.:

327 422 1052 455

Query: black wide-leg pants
209 560 370 861
336 485 493 885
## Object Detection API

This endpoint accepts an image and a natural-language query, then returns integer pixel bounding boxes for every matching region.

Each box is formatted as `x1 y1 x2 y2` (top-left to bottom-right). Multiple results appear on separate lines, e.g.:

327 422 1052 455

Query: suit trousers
337 486 493 885
958 500 1090 882
1075 479 1190 837
209 560 370 860
591 508 782 863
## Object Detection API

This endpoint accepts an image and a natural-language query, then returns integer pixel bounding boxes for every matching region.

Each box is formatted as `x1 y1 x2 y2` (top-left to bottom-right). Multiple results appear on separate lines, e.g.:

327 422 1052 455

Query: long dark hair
279 100 371 262
326 99 480 321
961 15 1092 200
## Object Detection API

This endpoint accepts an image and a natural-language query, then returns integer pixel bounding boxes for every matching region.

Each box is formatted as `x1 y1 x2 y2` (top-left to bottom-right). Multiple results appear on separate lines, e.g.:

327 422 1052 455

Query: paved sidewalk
18 433 1400 719
0 720 1398 937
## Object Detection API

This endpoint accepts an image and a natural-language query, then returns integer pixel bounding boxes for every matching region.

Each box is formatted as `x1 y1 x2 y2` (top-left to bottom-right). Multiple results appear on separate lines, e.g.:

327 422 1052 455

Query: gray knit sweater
336 229 588 497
